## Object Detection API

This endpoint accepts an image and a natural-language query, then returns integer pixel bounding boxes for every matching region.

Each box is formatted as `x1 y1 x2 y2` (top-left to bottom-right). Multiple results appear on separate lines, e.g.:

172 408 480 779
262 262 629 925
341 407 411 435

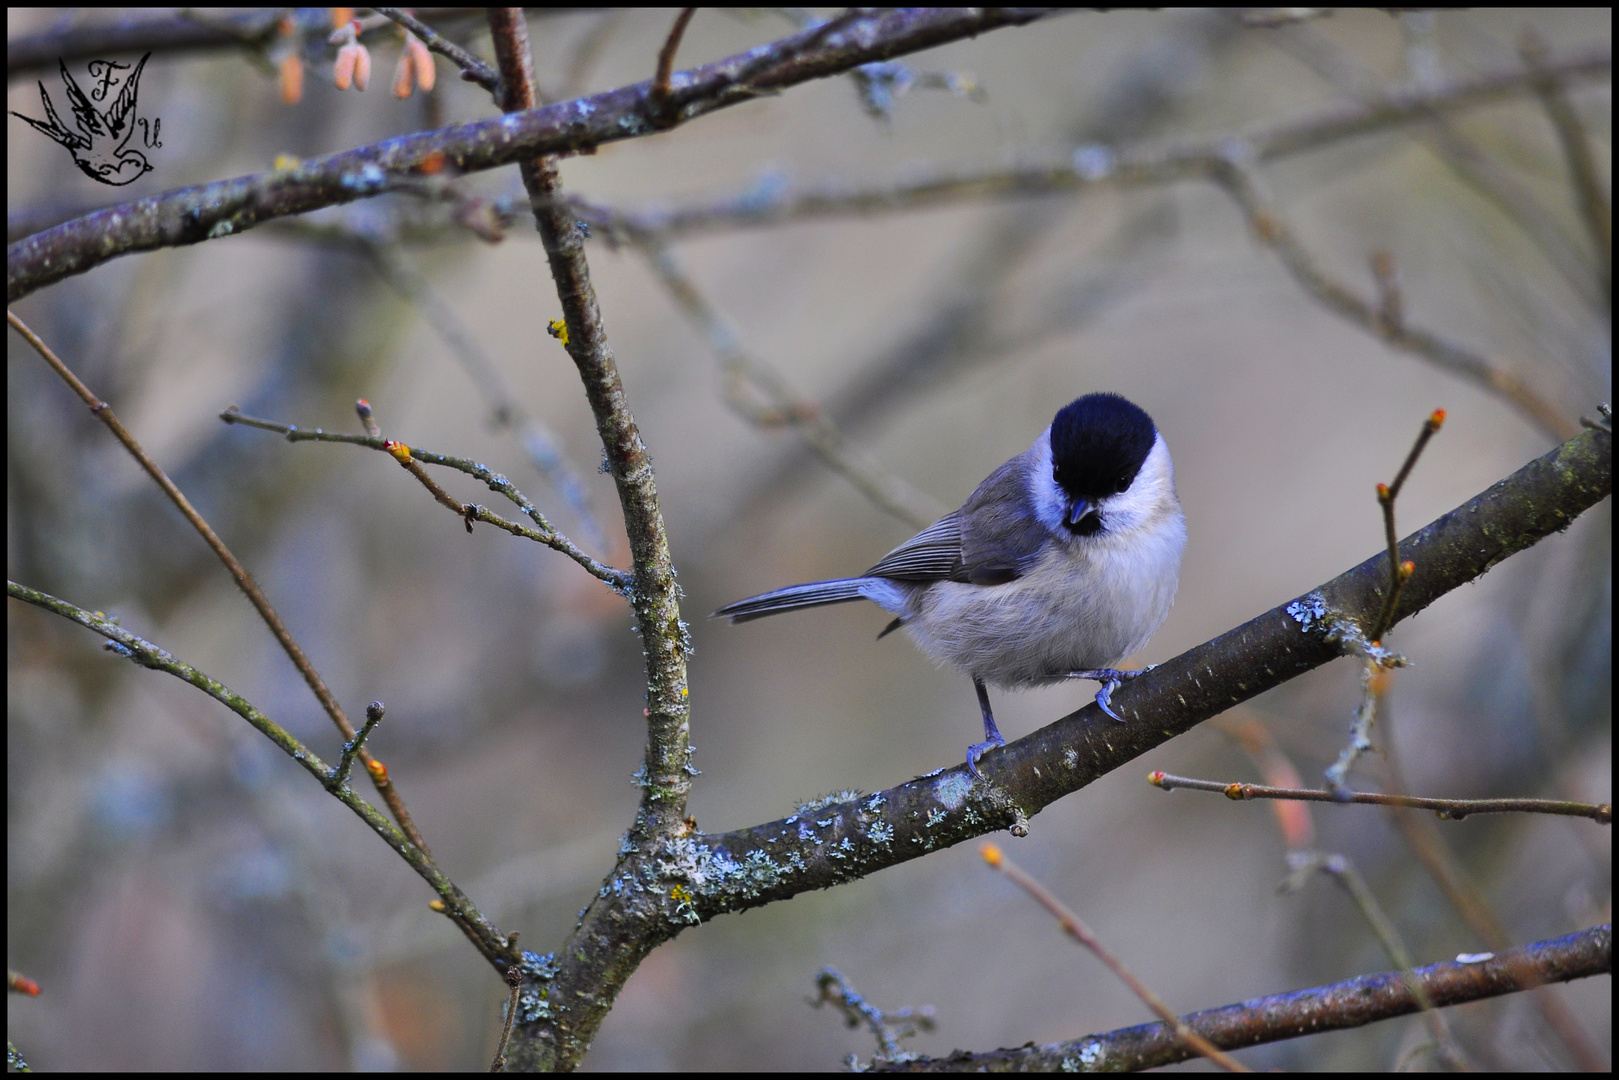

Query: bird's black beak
1067 497 1098 530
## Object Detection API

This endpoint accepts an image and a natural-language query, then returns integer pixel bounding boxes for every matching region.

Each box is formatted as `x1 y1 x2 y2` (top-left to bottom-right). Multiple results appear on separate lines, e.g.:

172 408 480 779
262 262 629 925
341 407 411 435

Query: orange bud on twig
279 52 304 104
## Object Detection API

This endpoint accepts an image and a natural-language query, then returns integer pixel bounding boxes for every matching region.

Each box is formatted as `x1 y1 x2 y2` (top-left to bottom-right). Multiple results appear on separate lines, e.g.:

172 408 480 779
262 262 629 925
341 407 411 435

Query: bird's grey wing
864 455 1051 588
864 513 965 582
954 457 1052 586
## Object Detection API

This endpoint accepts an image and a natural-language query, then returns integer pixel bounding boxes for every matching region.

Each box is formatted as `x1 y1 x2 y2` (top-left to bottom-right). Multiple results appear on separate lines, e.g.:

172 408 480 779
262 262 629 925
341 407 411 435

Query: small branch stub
329 701 386 790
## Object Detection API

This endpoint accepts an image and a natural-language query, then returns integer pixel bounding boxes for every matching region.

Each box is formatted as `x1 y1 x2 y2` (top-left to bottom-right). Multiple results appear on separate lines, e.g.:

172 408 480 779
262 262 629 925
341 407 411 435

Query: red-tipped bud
1376 482 1391 501
1147 770 1166 787
1428 409 1446 430
1223 783 1245 801
383 439 412 463
980 842 1003 867
1398 560 1415 581
365 758 388 781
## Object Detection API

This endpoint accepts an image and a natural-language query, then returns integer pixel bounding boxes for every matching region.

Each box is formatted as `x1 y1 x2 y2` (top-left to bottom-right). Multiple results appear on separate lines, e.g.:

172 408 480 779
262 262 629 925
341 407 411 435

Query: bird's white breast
903 498 1184 688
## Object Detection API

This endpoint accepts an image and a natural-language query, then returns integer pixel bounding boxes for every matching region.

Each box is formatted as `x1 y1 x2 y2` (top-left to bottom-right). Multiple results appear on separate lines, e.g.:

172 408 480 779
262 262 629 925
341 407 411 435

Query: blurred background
7 8 1610 1070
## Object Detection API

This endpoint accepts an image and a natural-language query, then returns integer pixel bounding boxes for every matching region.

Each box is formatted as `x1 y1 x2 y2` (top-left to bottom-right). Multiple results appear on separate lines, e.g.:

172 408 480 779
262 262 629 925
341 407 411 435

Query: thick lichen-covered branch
680 424 1608 917
488 9 692 1068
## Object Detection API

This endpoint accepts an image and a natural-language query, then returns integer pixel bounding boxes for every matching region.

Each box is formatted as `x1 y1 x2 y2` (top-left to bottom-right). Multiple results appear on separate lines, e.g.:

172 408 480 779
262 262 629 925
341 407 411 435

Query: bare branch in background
1149 771 1612 822
642 243 945 530
896 925 1610 1072
981 844 1250 1071
7 310 436 858
6 580 513 968
217 408 630 590
1522 29 1613 303
8 9 1057 301
1212 155 1578 438
374 6 501 95
1266 20 1608 317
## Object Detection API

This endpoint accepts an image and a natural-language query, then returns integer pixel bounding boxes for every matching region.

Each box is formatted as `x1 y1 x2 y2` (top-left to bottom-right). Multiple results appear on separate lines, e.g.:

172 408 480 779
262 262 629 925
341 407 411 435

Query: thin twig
1323 659 1385 796
328 701 386 792
7 309 434 858
982 844 1250 1072
374 6 500 93
1522 29 1612 304
218 408 631 591
641 243 944 530
569 47 1613 245
1149 771 1611 823
550 10 622 100
651 8 696 113
358 242 606 550
1281 851 1472 1069
6 579 512 968
1376 693 1608 1070
1212 157 1577 440
11 10 1056 302
491 963 523 1071
1372 408 1445 641
1266 21 1608 318
810 968 935 1068
1209 712 1317 850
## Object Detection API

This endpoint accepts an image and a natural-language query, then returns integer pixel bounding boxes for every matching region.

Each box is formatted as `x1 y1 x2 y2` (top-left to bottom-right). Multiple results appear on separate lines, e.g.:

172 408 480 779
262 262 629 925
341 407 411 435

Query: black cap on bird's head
1049 393 1158 534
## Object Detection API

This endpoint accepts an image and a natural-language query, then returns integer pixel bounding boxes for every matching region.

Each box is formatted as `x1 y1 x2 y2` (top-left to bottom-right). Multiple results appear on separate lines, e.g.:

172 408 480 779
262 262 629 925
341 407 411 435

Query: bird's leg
966 676 1005 779
1065 666 1154 722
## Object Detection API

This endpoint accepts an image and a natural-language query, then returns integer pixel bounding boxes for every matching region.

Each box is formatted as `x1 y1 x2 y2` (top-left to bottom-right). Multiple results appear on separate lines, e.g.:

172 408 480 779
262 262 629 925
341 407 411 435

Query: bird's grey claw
1066 668 1138 721
966 736 1005 779
1094 680 1124 722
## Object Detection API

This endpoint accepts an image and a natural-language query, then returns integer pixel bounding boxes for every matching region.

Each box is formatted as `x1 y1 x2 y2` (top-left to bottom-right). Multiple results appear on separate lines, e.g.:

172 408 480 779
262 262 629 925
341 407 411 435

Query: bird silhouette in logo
11 52 155 186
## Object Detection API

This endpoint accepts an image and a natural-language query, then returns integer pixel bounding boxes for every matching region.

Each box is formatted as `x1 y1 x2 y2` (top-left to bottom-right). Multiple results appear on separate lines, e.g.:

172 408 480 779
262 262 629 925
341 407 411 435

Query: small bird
10 53 154 187
715 393 1185 778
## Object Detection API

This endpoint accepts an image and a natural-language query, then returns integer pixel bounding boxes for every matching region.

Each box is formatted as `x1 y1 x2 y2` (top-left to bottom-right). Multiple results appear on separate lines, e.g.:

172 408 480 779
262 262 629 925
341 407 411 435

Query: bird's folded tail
714 578 880 623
